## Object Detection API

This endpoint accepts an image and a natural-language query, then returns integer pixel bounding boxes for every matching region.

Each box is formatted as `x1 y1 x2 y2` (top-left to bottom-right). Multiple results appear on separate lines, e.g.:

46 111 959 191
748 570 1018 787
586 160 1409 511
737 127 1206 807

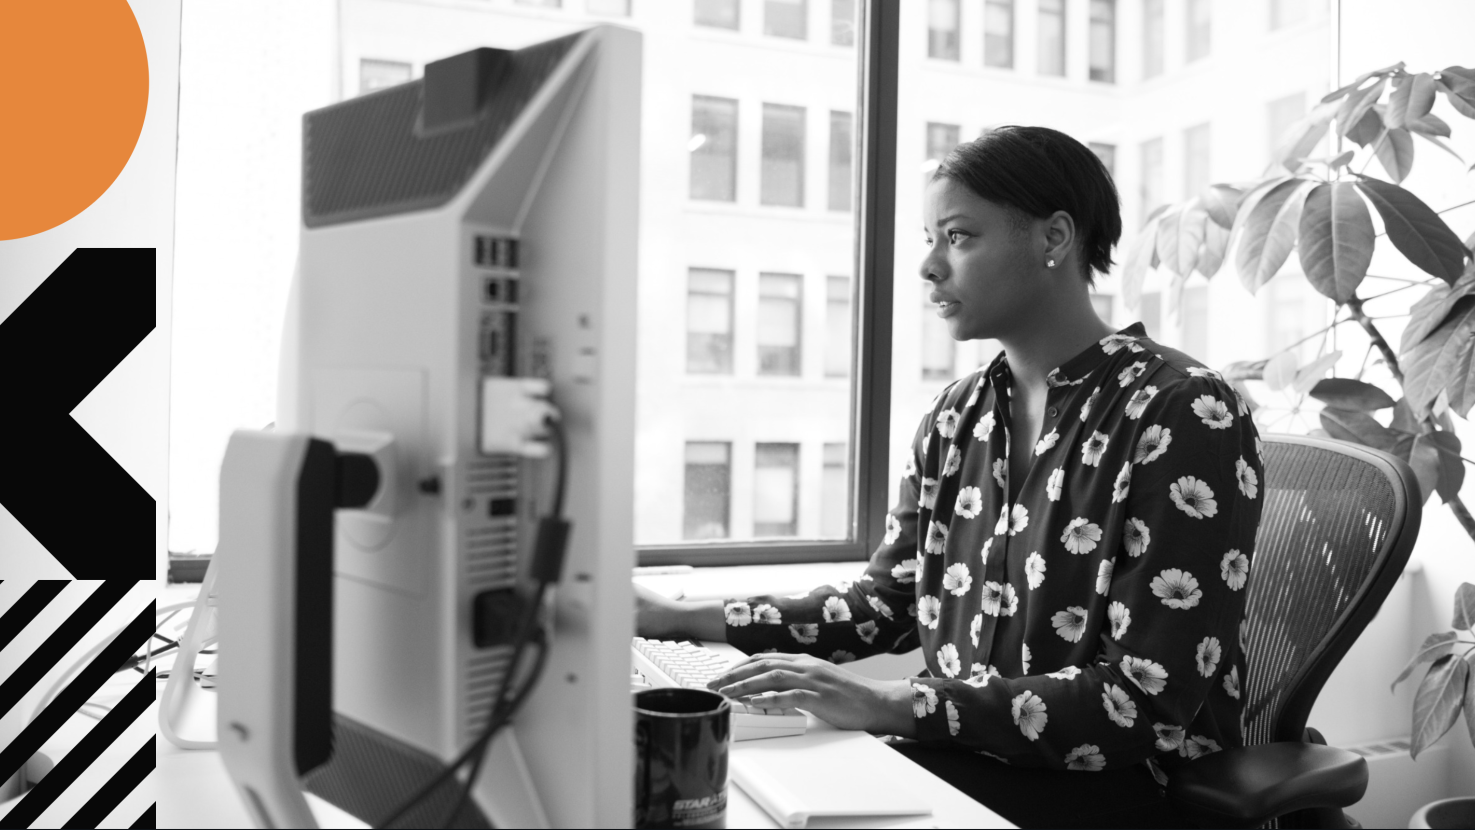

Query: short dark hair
933 126 1122 286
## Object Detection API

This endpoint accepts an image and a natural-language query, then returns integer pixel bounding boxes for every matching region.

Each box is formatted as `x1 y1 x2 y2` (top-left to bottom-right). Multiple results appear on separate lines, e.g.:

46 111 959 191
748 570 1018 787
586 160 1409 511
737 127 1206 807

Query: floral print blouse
724 324 1263 773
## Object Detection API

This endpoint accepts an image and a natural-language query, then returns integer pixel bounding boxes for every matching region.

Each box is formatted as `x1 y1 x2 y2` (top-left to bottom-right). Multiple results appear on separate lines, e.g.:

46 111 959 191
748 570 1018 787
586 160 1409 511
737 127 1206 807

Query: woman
637 126 1261 829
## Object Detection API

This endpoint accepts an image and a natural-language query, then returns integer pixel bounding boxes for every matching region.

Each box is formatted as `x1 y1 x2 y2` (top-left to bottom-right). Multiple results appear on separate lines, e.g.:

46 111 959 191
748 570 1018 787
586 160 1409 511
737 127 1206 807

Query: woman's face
919 177 1044 342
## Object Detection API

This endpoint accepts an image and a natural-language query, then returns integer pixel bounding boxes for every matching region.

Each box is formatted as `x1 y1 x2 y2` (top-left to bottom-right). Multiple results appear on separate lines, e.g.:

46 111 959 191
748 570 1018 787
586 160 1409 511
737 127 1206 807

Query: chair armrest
1165 742 1368 829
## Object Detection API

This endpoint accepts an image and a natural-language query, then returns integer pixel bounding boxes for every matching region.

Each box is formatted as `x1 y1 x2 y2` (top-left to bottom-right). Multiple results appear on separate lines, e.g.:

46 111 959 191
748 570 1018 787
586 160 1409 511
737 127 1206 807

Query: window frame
639 0 898 566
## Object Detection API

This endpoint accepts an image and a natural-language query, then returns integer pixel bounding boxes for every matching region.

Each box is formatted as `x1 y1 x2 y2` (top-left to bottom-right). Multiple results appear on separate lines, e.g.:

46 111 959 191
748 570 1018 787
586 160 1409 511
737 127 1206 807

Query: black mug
633 688 731 829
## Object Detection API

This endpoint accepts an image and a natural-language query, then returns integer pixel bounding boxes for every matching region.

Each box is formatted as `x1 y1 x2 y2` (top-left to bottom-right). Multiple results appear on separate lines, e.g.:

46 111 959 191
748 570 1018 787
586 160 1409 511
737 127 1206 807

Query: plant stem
1346 295 1475 538
1361 282 1433 302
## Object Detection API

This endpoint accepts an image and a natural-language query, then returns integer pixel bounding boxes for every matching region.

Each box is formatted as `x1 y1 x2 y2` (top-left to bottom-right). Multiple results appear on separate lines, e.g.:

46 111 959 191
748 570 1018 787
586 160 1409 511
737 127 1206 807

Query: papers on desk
730 731 933 829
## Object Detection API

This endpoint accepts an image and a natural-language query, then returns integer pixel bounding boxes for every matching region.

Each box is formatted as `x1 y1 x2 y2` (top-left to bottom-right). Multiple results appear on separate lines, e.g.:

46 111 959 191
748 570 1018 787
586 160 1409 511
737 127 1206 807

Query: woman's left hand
707 652 917 737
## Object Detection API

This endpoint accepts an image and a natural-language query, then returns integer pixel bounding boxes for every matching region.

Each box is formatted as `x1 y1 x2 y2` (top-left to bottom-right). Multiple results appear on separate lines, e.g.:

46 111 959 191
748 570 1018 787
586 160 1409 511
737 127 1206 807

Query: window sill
635 560 870 602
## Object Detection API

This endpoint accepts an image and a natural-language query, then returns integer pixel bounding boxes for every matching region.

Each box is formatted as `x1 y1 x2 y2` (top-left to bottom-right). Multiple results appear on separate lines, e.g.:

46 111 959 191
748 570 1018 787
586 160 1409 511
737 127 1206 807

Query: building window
754 443 800 536
984 0 1014 68
765 0 807 39
922 295 955 381
928 0 960 61
1266 92 1306 156
829 110 852 212
1089 0 1115 82
1181 284 1209 362
1139 137 1164 229
687 269 734 374
690 95 738 202
1186 0 1212 63
515 0 561 6
683 442 731 540
831 0 855 46
1089 142 1116 178
586 0 630 15
359 59 411 95
761 103 806 207
1037 0 1066 77
821 442 849 537
1142 0 1164 79
758 273 803 375
695 0 740 29
923 122 960 182
1266 275 1307 359
826 276 851 377
1184 122 1211 199
1270 0 1309 30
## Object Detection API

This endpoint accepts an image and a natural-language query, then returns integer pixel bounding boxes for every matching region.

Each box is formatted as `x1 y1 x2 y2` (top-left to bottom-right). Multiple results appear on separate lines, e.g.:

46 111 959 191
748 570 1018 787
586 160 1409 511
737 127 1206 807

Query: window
826 276 851 377
515 0 561 6
923 122 960 182
1139 291 1162 339
1089 142 1116 178
1142 0 1164 79
684 442 731 539
922 295 955 381
761 104 806 207
1089 0 1115 82
1186 0 1212 63
1270 0 1308 30
1184 122 1211 199
586 0 630 15
1139 137 1164 228
1038 0 1067 77
831 0 855 46
1090 293 1115 325
359 59 411 95
1266 92 1306 155
687 269 734 374
1266 275 1306 358
928 0 960 61
821 442 849 537
984 0 1014 68
829 110 853 211
690 95 738 202
758 273 803 375
694 0 740 29
1180 284 1209 362
754 443 800 536
764 0 807 39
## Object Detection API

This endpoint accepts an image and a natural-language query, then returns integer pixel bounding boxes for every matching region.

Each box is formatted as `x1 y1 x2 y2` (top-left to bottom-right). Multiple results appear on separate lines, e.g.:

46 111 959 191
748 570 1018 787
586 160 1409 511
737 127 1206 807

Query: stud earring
1047 258 1056 268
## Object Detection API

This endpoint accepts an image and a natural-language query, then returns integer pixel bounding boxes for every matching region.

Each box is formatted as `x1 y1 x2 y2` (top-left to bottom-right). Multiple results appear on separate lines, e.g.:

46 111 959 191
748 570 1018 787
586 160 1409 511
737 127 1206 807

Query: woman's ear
1043 211 1076 267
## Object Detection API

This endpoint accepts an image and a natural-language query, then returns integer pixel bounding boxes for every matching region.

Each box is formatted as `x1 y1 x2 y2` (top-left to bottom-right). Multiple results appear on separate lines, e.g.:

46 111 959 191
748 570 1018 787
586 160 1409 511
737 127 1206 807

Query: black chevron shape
0 249 155 577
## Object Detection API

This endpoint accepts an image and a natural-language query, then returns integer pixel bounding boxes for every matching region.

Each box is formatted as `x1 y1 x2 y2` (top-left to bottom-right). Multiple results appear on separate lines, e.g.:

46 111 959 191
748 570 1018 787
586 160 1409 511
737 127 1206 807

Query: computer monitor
215 25 640 828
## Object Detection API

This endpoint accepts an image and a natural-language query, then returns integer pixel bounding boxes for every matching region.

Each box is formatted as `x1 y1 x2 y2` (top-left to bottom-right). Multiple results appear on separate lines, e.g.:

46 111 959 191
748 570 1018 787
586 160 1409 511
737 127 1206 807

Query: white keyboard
632 638 808 742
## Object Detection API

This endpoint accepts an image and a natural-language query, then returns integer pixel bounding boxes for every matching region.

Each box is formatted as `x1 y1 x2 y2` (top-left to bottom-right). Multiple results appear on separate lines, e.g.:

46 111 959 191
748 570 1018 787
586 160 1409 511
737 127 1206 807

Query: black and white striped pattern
0 581 156 828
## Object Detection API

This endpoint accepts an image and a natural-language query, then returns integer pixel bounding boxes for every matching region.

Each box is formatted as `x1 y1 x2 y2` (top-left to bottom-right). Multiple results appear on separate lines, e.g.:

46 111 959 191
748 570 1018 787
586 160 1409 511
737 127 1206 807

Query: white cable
160 558 220 749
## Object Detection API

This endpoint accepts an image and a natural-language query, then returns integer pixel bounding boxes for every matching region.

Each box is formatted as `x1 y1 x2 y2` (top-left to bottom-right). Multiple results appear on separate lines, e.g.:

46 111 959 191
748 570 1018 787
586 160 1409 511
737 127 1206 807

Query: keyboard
631 638 808 742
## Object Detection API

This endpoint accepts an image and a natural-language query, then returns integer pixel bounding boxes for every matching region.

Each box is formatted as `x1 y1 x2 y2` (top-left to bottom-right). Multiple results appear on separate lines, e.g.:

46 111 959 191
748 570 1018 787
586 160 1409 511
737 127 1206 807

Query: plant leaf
1401 271 1475 355
1408 112 1452 138
1455 582 1475 630
1337 76 1388 139
1293 350 1344 396
1437 66 1475 118
1198 219 1231 278
1392 631 1460 690
1309 378 1395 411
1263 351 1299 392
1411 654 1469 759
1391 398 1421 433
1356 178 1469 284
1327 149 1356 169
1320 405 1396 451
1121 220 1159 313
1299 182 1376 303
1445 88 1475 120
1409 435 1442 504
1322 62 1404 104
1201 184 1243 229
1421 430 1466 502
1412 131 1465 166
1346 105 1384 147
1274 102 1338 171
1387 72 1437 128
1237 179 1316 293
1374 127 1416 183
1165 272 1188 323
1160 203 1207 279
1402 303 1475 418
1466 652 1475 751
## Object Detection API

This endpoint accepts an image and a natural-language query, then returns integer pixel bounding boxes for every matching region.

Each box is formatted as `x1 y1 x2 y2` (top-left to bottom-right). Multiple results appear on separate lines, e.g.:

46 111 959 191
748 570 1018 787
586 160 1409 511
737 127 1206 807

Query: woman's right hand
633 582 727 642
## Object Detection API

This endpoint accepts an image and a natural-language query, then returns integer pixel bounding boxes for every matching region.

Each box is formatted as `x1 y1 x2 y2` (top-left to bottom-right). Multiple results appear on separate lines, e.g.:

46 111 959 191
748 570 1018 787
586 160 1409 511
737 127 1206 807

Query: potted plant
1122 62 1475 827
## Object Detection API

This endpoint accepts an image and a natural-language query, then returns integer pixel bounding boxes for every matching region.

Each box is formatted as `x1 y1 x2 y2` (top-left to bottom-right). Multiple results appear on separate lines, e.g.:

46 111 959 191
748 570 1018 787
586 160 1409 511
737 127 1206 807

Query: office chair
1167 433 1422 829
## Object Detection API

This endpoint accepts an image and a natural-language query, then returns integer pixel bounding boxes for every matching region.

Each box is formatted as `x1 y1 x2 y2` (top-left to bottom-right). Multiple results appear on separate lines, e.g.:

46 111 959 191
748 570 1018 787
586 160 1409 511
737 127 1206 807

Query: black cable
548 416 567 518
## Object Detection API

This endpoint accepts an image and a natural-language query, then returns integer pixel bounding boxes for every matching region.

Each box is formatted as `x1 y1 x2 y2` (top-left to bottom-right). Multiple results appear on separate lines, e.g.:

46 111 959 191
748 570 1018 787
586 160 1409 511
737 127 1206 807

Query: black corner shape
0 248 156 577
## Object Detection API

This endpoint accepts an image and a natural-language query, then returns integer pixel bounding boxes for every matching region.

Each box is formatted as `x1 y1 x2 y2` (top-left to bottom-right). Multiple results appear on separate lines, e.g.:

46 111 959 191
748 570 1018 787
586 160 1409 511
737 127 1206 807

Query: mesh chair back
1240 434 1420 747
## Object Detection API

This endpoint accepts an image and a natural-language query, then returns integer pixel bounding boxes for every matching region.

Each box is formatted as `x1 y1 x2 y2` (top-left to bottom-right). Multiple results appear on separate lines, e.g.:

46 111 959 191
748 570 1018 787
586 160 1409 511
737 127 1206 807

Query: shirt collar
986 323 1150 391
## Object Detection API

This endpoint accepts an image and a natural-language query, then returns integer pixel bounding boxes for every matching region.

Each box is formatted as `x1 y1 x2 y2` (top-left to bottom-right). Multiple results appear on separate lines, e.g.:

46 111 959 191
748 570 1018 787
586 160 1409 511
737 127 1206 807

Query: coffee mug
633 688 731 829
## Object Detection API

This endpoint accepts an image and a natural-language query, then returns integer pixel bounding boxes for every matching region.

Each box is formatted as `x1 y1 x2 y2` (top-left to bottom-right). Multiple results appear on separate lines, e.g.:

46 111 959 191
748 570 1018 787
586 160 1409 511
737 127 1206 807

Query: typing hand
708 652 916 737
